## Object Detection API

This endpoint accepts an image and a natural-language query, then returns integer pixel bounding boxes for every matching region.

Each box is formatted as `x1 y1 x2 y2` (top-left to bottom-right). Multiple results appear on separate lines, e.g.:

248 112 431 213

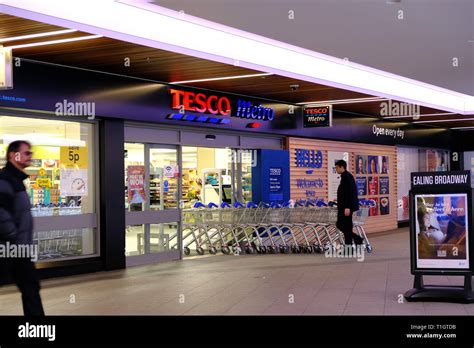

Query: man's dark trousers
337 210 355 245
0 257 44 316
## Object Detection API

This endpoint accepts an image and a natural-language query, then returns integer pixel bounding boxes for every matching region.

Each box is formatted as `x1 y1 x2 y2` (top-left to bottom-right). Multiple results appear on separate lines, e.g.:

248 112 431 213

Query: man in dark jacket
0 140 45 316
335 159 363 246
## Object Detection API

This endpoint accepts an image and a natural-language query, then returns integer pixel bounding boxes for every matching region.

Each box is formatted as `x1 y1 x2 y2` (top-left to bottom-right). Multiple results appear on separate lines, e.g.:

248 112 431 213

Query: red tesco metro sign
170 89 231 116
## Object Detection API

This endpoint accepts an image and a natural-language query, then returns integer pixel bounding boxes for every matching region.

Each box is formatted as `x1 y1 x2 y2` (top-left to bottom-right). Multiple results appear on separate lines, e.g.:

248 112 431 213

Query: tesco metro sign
168 89 275 124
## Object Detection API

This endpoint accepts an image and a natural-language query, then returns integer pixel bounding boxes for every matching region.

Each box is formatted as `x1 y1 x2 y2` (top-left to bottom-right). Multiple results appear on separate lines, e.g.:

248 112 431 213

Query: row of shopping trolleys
179 198 374 256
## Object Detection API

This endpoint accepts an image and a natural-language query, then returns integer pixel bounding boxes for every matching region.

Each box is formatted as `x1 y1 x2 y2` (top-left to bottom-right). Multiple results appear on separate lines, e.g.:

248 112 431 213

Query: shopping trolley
353 199 374 253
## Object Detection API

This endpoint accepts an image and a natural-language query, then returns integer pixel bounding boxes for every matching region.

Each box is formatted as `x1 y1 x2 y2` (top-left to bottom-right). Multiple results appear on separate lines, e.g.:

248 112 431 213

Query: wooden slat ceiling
0 13 65 37
1 13 473 129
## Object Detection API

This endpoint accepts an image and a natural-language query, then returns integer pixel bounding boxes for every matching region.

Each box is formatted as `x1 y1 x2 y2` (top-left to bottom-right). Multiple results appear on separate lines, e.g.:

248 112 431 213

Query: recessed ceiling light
413 118 474 124
298 97 386 106
383 113 455 119
4 35 103 50
170 73 272 84
0 29 77 43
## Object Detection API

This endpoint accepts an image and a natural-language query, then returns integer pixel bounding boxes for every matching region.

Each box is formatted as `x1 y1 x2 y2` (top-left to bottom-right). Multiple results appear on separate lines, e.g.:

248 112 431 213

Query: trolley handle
208 202 219 209
246 202 258 208
305 201 315 207
193 202 206 209
221 202 231 208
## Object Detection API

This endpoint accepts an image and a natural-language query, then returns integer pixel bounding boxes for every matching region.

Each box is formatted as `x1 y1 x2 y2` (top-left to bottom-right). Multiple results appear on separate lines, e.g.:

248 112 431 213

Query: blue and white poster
379 177 390 195
269 167 283 201
269 167 282 192
356 177 367 196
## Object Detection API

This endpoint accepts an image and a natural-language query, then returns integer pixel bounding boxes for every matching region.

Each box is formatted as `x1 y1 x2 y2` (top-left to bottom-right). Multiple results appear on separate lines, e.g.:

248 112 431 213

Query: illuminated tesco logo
170 89 231 116
305 107 328 114
169 89 275 122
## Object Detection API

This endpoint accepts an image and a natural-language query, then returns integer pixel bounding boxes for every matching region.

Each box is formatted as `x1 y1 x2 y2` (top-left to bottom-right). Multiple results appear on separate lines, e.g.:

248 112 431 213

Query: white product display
60 169 88 196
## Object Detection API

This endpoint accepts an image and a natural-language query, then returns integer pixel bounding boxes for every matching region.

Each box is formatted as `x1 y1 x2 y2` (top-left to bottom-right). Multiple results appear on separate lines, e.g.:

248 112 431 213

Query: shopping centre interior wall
288 137 397 234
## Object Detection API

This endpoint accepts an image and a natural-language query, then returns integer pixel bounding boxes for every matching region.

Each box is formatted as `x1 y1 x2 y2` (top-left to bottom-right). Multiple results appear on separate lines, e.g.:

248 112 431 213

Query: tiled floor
1 228 473 315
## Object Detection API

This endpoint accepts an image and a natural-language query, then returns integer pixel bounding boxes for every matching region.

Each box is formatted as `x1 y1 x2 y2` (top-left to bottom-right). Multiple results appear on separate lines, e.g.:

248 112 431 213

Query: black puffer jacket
0 161 33 244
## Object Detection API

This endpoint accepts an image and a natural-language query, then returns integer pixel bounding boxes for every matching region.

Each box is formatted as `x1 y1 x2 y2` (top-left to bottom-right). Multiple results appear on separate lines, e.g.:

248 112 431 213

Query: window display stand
405 273 474 303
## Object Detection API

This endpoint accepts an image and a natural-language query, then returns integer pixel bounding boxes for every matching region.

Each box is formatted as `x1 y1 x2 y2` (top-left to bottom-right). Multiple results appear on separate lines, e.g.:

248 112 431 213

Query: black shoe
354 235 364 245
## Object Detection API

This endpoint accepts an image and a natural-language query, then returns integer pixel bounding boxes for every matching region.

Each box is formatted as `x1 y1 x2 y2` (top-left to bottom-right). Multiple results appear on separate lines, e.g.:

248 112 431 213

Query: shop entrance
123 125 282 264
124 143 181 266
124 143 255 265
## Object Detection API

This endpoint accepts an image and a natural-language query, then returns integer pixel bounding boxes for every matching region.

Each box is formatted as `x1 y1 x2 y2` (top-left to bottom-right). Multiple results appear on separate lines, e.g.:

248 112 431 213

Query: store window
463 152 474 187
418 149 450 172
150 148 179 210
397 147 419 221
181 147 254 207
124 143 179 211
397 146 450 221
0 116 97 260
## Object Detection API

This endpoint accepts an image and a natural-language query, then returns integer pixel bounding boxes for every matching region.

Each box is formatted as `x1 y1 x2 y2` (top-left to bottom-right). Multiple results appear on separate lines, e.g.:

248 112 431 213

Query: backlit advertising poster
379 156 389 174
380 197 390 215
379 177 390 195
355 155 367 175
367 155 378 174
415 193 469 269
356 177 367 196
127 165 146 204
368 176 378 195
368 197 379 216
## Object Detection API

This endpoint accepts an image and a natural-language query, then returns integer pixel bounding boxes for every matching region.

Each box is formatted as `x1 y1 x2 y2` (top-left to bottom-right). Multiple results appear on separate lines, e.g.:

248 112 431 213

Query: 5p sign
303 105 332 128
60 146 88 169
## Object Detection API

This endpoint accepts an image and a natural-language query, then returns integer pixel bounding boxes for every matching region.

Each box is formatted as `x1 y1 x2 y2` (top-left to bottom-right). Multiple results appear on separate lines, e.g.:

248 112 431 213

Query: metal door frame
125 142 181 266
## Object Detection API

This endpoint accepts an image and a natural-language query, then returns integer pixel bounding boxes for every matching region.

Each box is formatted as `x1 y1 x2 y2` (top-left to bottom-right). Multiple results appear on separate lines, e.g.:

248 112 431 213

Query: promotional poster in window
415 193 469 269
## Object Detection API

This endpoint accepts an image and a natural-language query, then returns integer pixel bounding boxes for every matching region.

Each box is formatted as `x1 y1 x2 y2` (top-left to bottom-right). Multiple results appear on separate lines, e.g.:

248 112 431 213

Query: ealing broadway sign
411 171 471 188
295 148 323 168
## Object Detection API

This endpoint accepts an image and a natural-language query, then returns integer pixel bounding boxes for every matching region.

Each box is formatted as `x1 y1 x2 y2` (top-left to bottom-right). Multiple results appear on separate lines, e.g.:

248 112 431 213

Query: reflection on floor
1 228 473 315
125 224 178 256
